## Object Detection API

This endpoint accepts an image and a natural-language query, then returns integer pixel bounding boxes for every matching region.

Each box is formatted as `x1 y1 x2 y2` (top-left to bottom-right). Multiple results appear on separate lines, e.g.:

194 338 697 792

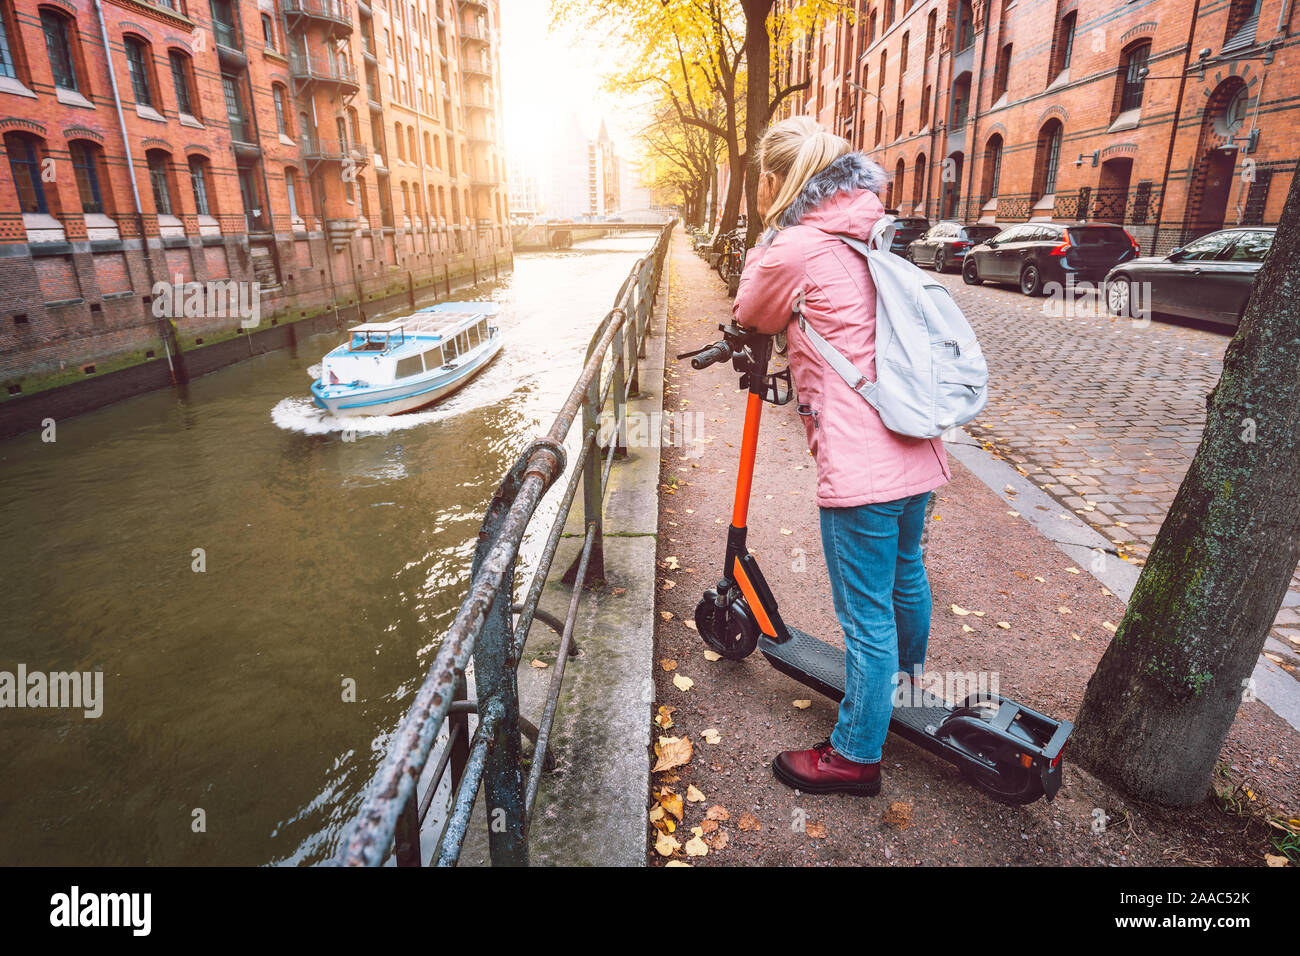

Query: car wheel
1105 276 1132 318
962 258 982 285
1020 264 1044 297
934 248 947 274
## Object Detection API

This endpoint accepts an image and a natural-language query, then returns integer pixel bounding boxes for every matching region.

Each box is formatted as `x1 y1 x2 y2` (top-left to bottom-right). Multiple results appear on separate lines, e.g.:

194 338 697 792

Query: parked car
1103 226 1274 327
907 221 1002 273
889 216 930 257
961 221 1140 295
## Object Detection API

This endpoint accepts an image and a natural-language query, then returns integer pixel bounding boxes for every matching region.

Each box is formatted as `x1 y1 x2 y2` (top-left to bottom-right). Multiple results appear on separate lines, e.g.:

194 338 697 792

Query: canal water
0 233 660 865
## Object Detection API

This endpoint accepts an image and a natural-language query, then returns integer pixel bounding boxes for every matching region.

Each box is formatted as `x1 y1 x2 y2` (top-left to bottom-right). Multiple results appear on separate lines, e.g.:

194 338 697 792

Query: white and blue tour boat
311 303 502 417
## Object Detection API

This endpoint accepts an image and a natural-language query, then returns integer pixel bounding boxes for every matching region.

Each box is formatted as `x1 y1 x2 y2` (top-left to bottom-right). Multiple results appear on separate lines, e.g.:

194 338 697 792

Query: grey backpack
794 216 988 439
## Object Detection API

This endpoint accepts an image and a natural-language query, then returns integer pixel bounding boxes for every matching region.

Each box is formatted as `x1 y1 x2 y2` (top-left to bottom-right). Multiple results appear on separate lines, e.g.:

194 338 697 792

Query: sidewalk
650 230 1299 866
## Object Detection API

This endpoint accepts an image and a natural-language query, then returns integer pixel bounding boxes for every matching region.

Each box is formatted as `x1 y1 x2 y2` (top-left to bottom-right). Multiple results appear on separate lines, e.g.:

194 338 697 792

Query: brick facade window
124 36 155 109
70 140 106 214
993 43 1011 101
188 156 212 216
1033 120 1064 200
924 9 935 61
221 73 249 142
0 0 22 80
1224 0 1262 49
272 84 290 137
951 72 971 127
982 133 1003 201
1118 41 1150 114
4 132 47 213
1050 12 1076 82
147 151 174 215
956 1 974 53
40 7 80 91
169 50 197 118
261 13 277 52
210 0 240 51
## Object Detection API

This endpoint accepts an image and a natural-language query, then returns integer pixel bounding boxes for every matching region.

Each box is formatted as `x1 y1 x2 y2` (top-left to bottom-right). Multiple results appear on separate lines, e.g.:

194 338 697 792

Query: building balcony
468 130 494 146
470 176 498 189
301 136 370 168
461 57 493 80
464 93 494 112
458 0 488 12
289 52 361 96
460 22 489 45
283 0 354 38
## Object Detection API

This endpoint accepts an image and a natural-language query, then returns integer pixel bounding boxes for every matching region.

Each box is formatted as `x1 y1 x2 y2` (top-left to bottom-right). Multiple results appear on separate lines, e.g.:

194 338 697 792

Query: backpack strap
792 276 880 411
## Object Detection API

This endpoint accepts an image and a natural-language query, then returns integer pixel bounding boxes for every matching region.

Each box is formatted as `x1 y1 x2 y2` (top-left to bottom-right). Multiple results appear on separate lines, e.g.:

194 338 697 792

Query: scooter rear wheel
694 596 759 661
945 701 1046 805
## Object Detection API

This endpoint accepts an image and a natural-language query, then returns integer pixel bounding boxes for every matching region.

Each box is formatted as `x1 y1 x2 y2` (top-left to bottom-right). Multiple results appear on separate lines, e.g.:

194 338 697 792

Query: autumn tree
1073 171 1300 805
638 95 721 225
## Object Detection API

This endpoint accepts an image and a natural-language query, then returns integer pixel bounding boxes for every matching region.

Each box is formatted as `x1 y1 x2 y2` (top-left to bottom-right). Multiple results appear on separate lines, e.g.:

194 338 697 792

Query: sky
498 0 647 169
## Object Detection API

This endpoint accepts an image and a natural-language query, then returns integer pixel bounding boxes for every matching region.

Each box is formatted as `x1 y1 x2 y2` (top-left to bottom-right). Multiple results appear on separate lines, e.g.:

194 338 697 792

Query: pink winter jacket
733 155 951 508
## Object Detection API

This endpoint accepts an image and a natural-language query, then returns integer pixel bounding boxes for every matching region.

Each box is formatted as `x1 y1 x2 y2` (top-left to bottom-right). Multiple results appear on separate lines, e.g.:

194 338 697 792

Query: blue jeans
820 492 931 764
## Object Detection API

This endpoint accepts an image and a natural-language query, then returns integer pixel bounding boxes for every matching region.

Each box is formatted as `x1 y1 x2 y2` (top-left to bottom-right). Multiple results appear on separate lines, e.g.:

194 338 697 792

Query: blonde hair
758 117 851 230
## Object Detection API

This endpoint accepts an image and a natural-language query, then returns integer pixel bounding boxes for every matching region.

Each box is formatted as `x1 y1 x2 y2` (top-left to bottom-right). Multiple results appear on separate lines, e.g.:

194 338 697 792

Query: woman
733 117 950 796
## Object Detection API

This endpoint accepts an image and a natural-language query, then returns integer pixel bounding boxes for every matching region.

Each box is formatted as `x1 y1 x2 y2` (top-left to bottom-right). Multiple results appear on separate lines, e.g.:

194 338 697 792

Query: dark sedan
907 221 1001 273
1103 227 1274 328
889 216 931 257
961 221 1140 296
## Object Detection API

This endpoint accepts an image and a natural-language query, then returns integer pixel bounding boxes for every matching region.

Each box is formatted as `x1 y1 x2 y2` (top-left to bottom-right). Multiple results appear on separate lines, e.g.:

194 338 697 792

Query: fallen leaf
660 611 674 621
672 673 694 692
736 812 762 831
612 587 626 596
657 789 684 821
1102 621 1118 633
705 829 729 851
684 836 709 857
659 658 677 671
1058 607 1072 615
1265 854 1290 867
1070 632 1083 641
700 819 718 833
996 621 1011 629
664 860 691 867
1007 510 1020 517
882 801 912 830
1064 567 1080 574
706 805 730 822
702 728 722 744
654 832 680 857
1034 576 1046 583
655 705 677 730
950 604 972 616
961 624 974 633
662 580 676 591
805 821 827 839
686 784 706 803
652 736 693 772
702 649 722 661
684 620 698 631
530 659 548 669
780 528 793 536
664 557 681 570
792 699 812 710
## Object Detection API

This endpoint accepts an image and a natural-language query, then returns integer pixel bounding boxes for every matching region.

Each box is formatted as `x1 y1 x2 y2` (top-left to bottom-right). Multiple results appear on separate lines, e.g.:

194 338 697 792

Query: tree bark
740 0 775 249
1072 171 1300 805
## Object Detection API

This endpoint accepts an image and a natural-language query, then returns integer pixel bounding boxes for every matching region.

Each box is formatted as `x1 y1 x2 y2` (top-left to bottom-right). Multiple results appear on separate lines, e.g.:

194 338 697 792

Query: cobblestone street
943 273 1300 679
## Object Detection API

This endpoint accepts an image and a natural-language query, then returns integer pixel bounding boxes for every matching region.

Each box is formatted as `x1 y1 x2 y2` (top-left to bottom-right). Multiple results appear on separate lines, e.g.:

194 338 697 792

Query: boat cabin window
477 319 489 340
395 354 425 379
444 337 459 362
458 331 471 354
426 345 444 367
349 328 403 351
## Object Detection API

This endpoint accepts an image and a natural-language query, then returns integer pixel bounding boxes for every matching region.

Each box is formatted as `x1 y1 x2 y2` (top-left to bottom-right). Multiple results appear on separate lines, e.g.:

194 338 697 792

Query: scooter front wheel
694 595 759 661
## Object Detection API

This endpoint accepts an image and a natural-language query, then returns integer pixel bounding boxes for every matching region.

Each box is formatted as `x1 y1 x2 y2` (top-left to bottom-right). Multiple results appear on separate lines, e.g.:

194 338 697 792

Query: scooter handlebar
690 341 734 370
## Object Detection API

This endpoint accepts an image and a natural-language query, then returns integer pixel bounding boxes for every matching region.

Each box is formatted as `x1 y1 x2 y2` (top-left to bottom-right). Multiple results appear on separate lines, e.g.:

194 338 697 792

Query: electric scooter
677 323 1073 804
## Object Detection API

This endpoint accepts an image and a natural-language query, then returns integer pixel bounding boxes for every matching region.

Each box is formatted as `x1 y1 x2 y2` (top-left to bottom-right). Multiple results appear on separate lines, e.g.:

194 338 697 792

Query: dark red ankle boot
772 740 882 795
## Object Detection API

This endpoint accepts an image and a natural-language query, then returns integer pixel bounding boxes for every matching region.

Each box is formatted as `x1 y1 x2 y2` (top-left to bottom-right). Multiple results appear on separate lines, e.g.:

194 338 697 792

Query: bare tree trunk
1072 171 1300 805
740 0 774 249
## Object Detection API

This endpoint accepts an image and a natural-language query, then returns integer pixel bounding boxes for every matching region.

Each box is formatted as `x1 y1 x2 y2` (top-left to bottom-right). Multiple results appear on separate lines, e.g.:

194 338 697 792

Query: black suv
961 221 1140 296
888 217 931 257
907 221 1002 274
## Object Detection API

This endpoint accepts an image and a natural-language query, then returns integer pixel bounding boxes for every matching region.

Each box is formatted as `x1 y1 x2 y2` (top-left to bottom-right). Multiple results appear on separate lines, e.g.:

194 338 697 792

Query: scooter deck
758 628 964 763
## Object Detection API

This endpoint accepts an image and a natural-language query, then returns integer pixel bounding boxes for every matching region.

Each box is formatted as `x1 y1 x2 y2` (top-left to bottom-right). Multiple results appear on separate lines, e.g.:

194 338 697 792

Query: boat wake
271 397 454 435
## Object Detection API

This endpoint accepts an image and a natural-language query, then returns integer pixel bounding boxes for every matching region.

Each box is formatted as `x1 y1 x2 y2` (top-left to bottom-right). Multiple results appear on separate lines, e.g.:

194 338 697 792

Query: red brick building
0 0 509 388
776 0 1296 253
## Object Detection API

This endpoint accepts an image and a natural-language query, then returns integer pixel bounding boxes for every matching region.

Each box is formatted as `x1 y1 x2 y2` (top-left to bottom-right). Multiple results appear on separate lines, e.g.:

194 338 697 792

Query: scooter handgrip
691 343 732 370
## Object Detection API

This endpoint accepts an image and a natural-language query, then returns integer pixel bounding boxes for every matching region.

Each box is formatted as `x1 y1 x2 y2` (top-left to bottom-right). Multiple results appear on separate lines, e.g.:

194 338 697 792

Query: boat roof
348 304 497 338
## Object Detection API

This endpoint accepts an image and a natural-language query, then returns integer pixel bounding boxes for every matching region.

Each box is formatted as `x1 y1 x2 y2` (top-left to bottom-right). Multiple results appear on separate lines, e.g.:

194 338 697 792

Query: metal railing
337 220 677 867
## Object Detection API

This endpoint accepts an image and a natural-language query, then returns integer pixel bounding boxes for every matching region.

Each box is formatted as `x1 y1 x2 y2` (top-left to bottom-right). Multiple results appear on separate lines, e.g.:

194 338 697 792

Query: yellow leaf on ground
1264 854 1290 867
996 621 1011 629
951 604 972 616
672 673 694 692
684 836 709 857
736 812 762 831
657 789 684 821
664 556 680 570
1007 511 1020 517
1070 632 1083 641
659 659 677 672
705 829 729 851
1057 607 1072 615
700 819 718 833
702 649 721 661
780 528 794 535
961 624 974 633
1064 567 1080 574
805 821 827 839
655 705 676 730
654 832 680 857
662 580 676 590
793 699 812 710
684 620 698 631
706 804 730 822
665 860 691 867
1034 576 1046 583
882 801 913 830
660 611 674 621
652 736 693 773
702 728 721 744
1102 621 1118 633
530 659 548 669
686 784 706 803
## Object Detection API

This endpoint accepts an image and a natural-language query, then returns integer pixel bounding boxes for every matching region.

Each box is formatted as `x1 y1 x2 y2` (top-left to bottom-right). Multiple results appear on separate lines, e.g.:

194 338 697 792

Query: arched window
40 7 83 92
912 153 926 212
1116 41 1151 116
394 123 405 161
924 10 936 61
69 140 108 214
1050 12 1076 81
169 50 198 118
5 132 48 213
145 149 175 216
424 132 432 166
357 173 370 221
1033 120 1064 201
260 13 277 51
188 155 213 216
893 157 905 209
884 0 895 29
981 134 1003 202
272 83 291 136
407 126 417 164
895 98 904 139
124 35 155 109
993 44 1012 100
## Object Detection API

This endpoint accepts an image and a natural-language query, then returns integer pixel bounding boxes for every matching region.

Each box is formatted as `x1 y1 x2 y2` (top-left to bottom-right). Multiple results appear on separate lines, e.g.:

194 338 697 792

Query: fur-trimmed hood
762 152 888 244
